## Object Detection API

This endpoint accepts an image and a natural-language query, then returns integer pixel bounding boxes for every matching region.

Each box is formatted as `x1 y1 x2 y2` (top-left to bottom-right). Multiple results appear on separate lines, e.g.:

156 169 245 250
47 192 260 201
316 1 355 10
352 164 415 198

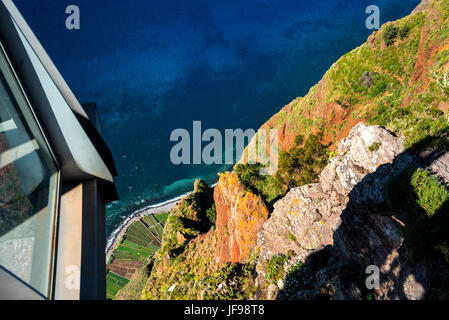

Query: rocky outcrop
254 122 432 299
140 180 220 299
160 179 214 257
429 152 449 184
140 175 269 300
246 0 449 300
214 172 269 265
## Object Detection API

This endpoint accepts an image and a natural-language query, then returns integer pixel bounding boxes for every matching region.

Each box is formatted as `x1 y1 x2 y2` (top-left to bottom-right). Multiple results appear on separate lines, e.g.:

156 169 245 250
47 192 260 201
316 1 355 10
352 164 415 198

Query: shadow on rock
275 132 449 300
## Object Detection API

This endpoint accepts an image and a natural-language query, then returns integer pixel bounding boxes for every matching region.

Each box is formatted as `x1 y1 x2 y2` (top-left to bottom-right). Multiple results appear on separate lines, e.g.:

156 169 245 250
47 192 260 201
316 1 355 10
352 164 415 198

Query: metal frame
0 0 118 300
0 31 61 300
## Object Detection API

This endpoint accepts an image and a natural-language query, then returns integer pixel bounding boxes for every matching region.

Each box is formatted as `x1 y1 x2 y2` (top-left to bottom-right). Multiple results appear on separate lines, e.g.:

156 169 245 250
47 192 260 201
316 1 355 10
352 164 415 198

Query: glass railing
0 43 58 298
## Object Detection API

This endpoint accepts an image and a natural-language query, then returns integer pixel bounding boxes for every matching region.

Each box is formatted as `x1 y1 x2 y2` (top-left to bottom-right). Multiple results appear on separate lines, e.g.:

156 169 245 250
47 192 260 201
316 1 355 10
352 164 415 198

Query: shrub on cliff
234 163 284 208
294 134 304 146
383 24 398 46
265 254 288 284
206 204 216 226
202 262 257 300
160 180 214 257
275 132 328 188
234 163 263 192
399 24 411 39
235 133 328 208
387 165 449 299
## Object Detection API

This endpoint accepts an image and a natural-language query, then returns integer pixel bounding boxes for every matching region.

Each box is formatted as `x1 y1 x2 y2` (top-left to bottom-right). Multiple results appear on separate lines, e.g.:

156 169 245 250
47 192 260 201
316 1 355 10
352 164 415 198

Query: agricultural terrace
106 212 168 299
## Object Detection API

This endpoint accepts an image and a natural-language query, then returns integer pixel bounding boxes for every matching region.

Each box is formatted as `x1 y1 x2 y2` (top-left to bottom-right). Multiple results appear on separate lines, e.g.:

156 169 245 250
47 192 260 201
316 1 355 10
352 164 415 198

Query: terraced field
106 271 129 300
106 212 168 299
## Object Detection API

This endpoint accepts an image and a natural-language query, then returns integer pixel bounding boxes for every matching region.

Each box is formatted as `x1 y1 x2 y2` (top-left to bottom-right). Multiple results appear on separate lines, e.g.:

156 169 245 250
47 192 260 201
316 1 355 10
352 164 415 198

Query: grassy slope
239 0 449 205
255 0 449 153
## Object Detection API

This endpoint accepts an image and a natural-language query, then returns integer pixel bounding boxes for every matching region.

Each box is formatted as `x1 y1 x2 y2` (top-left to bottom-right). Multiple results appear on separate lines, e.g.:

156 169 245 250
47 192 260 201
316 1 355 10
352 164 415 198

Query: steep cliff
256 123 416 299
256 123 448 300
138 0 449 300
138 176 266 300
214 172 269 265
140 180 219 299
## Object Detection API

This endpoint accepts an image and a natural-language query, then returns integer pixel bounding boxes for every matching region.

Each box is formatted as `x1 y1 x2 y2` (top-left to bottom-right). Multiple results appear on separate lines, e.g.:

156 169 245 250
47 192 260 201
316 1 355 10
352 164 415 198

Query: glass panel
0 45 58 298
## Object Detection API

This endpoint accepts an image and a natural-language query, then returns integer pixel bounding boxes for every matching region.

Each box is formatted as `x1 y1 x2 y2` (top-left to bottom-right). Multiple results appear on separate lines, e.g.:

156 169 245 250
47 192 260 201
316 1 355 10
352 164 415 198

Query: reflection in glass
0 45 58 297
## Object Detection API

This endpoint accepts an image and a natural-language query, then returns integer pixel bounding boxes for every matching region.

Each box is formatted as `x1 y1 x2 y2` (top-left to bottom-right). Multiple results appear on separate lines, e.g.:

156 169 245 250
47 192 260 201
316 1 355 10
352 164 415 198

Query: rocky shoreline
105 199 180 262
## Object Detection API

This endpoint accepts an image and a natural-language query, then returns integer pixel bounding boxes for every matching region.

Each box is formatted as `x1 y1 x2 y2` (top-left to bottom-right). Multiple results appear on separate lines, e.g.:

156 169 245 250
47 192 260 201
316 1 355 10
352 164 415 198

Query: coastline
105 196 181 261
105 182 218 261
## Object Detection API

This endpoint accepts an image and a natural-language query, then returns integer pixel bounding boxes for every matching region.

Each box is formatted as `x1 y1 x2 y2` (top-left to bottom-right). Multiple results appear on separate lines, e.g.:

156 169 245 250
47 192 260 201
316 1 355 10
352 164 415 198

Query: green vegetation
113 239 157 262
320 7 449 152
275 133 328 188
382 21 410 45
234 163 285 208
161 180 214 256
112 214 169 263
203 262 257 300
368 141 382 152
141 180 221 300
265 254 288 284
328 151 338 158
234 133 328 209
142 214 164 239
388 167 449 265
411 169 449 217
234 163 264 190
142 230 218 300
383 24 398 46
368 102 449 151
288 233 297 242
114 264 153 300
294 134 304 146
121 222 159 252
399 24 411 39
321 8 449 152
206 203 216 225
154 212 169 223
388 165 449 299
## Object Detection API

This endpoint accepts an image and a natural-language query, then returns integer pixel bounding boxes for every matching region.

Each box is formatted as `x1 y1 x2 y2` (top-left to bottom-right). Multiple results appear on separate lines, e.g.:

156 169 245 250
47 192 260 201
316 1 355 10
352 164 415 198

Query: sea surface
15 0 420 237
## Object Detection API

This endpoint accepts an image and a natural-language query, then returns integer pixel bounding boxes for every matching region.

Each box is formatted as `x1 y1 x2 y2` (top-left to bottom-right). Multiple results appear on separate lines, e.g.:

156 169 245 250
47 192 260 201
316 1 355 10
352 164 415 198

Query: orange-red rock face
214 172 269 265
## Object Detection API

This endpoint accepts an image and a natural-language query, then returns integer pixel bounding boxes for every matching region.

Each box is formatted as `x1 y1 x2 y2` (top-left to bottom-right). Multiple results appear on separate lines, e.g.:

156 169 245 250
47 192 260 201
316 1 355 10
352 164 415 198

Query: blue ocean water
15 0 420 237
